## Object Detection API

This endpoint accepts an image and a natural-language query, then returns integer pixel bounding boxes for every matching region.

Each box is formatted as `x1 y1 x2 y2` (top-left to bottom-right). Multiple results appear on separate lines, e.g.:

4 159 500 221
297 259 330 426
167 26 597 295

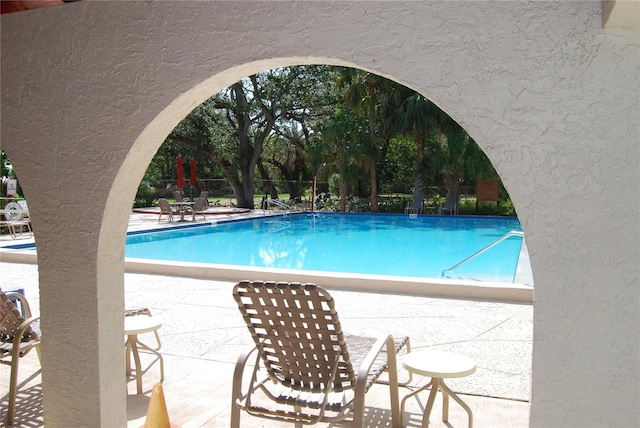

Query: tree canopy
146 65 501 212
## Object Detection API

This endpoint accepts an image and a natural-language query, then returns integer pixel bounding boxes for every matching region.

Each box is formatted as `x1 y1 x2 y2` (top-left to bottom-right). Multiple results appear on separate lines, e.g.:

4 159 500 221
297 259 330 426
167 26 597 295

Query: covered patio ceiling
1 0 639 29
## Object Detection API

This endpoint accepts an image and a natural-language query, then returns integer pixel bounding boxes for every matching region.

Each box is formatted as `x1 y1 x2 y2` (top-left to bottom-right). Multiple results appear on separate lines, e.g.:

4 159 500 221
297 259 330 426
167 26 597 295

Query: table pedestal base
125 315 164 395
401 377 473 428
126 334 164 394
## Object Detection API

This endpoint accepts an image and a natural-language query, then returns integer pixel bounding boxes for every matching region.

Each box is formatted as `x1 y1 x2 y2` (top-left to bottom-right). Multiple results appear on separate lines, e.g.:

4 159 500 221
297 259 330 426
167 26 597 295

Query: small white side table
401 350 476 428
124 315 164 394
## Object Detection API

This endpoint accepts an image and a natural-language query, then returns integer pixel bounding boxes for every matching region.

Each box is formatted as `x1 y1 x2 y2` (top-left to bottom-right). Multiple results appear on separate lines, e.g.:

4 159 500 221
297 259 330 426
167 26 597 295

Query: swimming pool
125 213 524 283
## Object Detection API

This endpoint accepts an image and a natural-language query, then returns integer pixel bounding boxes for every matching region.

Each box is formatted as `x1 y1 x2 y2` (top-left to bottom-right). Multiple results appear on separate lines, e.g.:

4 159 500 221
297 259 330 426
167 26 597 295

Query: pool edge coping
0 251 532 303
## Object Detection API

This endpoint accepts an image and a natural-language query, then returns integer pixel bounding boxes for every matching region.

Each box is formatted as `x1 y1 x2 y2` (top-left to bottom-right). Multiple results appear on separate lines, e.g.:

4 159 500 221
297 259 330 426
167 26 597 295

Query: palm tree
315 108 367 211
428 116 496 209
392 91 440 210
337 68 391 212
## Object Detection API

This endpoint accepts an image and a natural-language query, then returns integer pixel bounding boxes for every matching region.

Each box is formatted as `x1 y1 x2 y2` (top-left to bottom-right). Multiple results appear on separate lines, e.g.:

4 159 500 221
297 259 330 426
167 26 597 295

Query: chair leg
230 356 245 428
353 382 366 427
385 336 402 428
7 352 21 425
230 395 241 427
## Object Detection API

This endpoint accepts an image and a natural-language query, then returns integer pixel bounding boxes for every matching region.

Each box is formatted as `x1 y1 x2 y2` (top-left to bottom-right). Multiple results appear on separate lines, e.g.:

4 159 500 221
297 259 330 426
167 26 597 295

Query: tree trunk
257 161 278 199
337 151 347 212
444 171 461 212
367 84 379 212
412 131 426 210
369 156 378 212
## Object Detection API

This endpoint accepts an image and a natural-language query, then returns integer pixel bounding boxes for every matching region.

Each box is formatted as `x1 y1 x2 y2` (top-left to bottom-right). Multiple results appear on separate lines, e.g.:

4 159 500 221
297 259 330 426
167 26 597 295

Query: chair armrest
16 315 40 342
232 345 259 405
355 335 392 391
6 291 34 319
354 335 401 426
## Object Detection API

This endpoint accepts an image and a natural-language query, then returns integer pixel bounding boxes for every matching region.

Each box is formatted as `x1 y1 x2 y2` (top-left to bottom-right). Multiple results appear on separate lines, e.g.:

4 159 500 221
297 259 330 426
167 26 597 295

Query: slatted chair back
233 281 356 393
191 197 207 221
158 198 174 222
0 291 38 347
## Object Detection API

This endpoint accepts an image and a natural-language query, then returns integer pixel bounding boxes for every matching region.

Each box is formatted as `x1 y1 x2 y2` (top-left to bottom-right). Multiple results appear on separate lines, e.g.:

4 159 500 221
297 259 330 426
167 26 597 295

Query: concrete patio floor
1 210 532 427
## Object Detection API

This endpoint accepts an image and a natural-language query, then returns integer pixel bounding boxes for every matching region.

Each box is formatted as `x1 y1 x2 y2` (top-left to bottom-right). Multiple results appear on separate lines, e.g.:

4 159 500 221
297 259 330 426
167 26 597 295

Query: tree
262 126 307 200
167 75 283 208
166 66 340 208
427 116 496 208
380 135 417 193
389 90 443 210
314 107 368 211
265 66 342 200
146 65 504 214
337 69 389 211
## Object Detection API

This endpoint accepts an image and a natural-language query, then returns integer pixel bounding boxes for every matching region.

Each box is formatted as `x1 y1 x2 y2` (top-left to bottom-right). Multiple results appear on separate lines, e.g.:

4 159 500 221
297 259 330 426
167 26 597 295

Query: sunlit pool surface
125 213 524 283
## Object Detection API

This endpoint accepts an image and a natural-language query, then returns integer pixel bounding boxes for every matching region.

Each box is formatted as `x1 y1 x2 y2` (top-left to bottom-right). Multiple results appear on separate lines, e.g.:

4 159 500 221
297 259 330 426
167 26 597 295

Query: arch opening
102 58 533 301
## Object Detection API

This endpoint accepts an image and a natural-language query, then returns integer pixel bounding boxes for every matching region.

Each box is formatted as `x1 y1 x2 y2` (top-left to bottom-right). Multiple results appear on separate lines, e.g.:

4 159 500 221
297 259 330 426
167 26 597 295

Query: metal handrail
266 198 292 210
264 198 292 220
441 231 524 277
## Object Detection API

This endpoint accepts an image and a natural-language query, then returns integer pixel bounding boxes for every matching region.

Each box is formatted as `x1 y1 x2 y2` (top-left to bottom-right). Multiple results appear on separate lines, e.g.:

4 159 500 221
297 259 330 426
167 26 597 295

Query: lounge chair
0 289 41 426
158 198 177 223
188 197 207 221
231 280 409 427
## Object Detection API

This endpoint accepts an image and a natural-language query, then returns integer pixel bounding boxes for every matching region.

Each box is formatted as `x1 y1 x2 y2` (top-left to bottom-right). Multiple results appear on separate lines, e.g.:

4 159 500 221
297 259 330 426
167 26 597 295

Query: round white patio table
401 350 476 428
124 315 164 394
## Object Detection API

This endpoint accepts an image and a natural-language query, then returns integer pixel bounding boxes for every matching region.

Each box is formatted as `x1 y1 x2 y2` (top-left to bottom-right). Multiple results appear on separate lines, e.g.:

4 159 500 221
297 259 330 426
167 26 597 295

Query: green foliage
141 65 513 216
380 135 417 193
328 173 340 196
457 199 517 216
431 193 446 207
133 181 157 208
1 150 13 178
378 196 412 213
344 196 370 212
314 193 338 211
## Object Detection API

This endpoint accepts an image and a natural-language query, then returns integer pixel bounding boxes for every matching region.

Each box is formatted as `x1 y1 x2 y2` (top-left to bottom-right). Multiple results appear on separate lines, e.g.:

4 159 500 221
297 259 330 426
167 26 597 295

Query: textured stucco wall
1 1 638 426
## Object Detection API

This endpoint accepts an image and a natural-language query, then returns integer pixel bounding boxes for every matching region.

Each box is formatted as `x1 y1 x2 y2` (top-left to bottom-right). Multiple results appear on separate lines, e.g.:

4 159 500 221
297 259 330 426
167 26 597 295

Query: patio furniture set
158 191 209 223
1 282 476 427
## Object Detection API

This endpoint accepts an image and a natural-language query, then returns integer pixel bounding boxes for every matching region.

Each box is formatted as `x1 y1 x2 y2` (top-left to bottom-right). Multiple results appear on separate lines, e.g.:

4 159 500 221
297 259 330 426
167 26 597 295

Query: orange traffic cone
141 383 181 428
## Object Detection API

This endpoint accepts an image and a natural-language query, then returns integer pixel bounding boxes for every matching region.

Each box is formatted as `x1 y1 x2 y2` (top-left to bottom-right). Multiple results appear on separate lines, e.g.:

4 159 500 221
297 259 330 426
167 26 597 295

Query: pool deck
0 210 532 427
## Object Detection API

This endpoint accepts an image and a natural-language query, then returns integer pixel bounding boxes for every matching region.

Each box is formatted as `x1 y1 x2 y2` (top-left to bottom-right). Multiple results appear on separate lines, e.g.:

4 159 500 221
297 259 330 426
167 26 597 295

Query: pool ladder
441 231 524 278
264 198 292 221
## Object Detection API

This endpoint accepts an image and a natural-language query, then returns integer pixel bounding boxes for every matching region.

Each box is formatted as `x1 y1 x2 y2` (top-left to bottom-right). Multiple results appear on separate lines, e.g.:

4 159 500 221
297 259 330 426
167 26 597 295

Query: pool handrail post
311 176 316 212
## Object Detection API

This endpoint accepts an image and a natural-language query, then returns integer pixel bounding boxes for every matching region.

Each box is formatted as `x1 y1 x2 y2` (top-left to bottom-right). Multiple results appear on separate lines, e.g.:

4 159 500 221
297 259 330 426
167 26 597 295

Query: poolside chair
173 191 183 202
188 197 207 221
0 289 41 426
1 201 32 239
198 191 209 209
231 280 409 428
438 199 458 215
158 198 177 223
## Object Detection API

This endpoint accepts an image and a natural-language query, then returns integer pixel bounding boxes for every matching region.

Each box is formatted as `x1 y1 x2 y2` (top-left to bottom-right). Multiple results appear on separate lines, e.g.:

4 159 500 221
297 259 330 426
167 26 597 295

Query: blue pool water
125 213 524 283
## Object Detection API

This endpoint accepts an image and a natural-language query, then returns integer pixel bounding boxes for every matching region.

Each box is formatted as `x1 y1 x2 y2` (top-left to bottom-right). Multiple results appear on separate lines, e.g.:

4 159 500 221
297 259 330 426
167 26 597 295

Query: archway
1 2 637 427
121 62 532 300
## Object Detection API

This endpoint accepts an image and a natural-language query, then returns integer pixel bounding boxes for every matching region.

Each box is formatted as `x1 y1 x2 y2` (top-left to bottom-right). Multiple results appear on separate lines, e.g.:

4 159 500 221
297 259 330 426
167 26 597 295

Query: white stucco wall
1 1 638 426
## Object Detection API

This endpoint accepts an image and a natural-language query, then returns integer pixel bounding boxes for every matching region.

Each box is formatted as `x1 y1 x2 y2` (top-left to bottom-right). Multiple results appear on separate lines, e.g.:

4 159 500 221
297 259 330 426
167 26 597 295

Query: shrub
378 196 412 213
134 181 157 208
